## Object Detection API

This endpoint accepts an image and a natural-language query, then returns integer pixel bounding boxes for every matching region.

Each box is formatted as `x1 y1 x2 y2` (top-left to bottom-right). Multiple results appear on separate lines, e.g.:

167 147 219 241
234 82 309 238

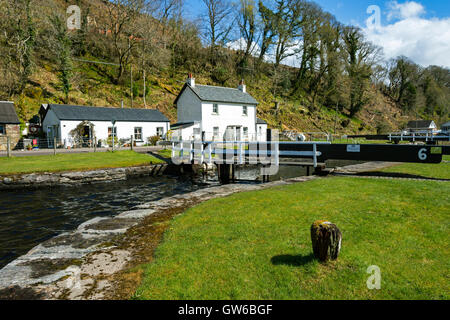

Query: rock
310 220 342 262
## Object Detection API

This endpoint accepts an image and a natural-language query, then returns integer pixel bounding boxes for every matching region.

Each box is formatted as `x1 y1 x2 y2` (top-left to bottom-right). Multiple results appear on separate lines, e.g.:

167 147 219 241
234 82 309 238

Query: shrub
147 135 160 146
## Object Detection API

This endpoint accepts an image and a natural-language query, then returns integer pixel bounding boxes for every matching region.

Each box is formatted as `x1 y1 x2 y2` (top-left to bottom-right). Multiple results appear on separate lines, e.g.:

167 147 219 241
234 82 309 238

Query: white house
171 75 267 141
41 104 170 147
405 120 437 133
441 121 450 133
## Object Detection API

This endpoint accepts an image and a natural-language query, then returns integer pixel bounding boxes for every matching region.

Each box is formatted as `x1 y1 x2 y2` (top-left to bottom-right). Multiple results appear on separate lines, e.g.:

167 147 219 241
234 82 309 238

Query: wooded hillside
0 0 448 134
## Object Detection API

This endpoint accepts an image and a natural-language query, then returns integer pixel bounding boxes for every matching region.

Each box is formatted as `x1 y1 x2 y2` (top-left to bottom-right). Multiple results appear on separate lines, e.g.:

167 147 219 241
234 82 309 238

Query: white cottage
171 75 267 142
41 104 170 147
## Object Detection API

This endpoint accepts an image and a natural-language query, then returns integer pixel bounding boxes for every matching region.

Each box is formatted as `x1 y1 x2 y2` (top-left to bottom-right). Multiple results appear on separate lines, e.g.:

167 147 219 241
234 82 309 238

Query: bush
376 122 392 134
107 136 120 147
147 135 160 146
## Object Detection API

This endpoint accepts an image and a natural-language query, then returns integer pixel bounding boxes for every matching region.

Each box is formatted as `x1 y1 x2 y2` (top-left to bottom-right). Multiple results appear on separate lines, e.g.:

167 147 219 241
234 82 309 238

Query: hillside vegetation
0 0 449 135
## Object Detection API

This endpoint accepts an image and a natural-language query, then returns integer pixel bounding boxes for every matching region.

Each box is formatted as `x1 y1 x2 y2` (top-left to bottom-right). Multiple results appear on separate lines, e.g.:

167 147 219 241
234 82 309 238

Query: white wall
56 120 169 146
256 124 267 142
171 123 201 141
177 87 202 123
42 109 61 139
201 102 257 140
175 86 267 141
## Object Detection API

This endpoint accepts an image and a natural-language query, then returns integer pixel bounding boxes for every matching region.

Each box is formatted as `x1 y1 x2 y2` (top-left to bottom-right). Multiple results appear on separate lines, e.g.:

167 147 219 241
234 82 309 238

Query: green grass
157 148 173 159
380 155 450 180
0 150 164 174
134 168 449 300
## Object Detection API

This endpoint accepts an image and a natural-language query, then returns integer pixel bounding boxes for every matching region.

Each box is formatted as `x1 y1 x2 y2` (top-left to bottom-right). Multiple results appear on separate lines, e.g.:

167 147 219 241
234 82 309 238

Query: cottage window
134 127 143 141
0 124 5 135
243 127 248 138
213 104 219 114
156 127 164 137
243 106 248 116
108 127 117 138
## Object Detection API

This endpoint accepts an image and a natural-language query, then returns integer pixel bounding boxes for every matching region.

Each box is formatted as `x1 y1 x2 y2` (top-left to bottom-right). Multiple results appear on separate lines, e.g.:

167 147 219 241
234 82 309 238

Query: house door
226 126 241 141
47 126 54 148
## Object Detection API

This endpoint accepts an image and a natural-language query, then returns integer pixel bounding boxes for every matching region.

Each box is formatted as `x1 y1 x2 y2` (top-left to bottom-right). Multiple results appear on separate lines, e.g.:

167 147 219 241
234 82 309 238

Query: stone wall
0 164 168 190
0 124 21 151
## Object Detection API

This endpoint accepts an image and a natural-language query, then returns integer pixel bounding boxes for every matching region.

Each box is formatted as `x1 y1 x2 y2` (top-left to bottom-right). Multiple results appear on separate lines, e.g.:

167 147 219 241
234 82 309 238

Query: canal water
0 160 361 269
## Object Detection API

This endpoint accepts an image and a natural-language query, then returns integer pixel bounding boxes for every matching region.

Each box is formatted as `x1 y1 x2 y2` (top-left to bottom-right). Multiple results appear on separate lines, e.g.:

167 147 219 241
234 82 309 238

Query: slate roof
406 120 435 128
0 101 20 124
170 122 196 130
175 84 259 105
256 118 267 124
47 104 170 122
441 121 450 128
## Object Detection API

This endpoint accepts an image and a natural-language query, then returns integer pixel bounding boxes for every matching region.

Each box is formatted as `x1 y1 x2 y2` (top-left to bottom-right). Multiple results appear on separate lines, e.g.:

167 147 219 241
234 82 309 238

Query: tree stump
310 220 342 262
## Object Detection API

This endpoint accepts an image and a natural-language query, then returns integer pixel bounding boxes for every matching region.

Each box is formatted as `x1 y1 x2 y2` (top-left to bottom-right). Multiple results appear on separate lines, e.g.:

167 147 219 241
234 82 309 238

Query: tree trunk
310 220 342 262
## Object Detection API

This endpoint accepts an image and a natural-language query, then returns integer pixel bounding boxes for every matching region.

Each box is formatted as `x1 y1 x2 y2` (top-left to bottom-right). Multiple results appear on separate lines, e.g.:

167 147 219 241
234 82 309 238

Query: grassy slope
13 0 414 137
134 163 449 300
0 151 164 174
21 65 409 135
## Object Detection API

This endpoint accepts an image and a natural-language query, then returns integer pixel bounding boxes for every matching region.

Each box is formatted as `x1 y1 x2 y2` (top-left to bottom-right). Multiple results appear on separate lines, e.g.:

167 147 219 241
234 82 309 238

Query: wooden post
131 135 134 151
94 137 97 152
53 137 57 156
310 220 342 262
7 136 11 158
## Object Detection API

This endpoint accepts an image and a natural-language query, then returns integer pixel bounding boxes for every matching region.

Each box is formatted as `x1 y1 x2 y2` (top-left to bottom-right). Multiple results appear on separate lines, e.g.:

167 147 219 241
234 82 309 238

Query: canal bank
0 164 169 190
0 161 395 300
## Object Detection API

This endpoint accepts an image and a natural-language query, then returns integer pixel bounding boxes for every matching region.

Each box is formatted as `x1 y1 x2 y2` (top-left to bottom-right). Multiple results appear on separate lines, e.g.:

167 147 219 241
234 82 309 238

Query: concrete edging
0 164 168 190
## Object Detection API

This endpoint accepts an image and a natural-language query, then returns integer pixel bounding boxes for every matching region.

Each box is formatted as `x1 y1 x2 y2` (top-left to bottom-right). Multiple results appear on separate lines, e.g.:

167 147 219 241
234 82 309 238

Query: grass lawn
157 148 173 159
380 155 450 180
134 163 449 300
0 150 164 175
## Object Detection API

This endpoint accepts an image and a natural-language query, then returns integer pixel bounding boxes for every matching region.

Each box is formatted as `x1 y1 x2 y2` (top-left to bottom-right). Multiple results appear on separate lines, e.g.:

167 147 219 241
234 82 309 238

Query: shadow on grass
271 253 315 267
148 151 170 163
356 171 450 181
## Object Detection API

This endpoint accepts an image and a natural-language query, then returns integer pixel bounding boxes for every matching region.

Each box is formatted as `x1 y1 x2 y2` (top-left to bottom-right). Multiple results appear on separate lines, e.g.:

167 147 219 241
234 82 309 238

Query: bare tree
201 0 234 49
106 0 144 83
153 0 184 24
273 0 305 68
0 0 35 95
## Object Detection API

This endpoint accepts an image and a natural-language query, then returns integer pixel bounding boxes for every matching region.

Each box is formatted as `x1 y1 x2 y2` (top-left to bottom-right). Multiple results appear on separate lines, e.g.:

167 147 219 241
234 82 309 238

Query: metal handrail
171 140 325 167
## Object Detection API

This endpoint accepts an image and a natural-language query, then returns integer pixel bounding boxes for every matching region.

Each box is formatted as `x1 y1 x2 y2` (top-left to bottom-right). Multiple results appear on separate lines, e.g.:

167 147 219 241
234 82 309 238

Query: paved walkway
333 161 449 182
0 146 164 157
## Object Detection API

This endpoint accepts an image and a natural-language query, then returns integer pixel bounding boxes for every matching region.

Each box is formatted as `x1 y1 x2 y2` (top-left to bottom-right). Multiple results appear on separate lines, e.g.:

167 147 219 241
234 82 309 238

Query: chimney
187 73 195 88
238 79 246 93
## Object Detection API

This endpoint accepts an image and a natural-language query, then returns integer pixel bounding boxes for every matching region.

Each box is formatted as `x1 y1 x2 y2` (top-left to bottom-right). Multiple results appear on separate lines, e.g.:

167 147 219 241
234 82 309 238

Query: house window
134 127 143 141
243 106 248 116
243 127 248 138
0 124 5 135
213 104 219 114
213 127 219 139
108 127 117 138
156 127 164 137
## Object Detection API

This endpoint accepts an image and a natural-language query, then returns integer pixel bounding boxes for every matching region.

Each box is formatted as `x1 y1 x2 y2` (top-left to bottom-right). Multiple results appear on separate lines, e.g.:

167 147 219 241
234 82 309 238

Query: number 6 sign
418 148 427 161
